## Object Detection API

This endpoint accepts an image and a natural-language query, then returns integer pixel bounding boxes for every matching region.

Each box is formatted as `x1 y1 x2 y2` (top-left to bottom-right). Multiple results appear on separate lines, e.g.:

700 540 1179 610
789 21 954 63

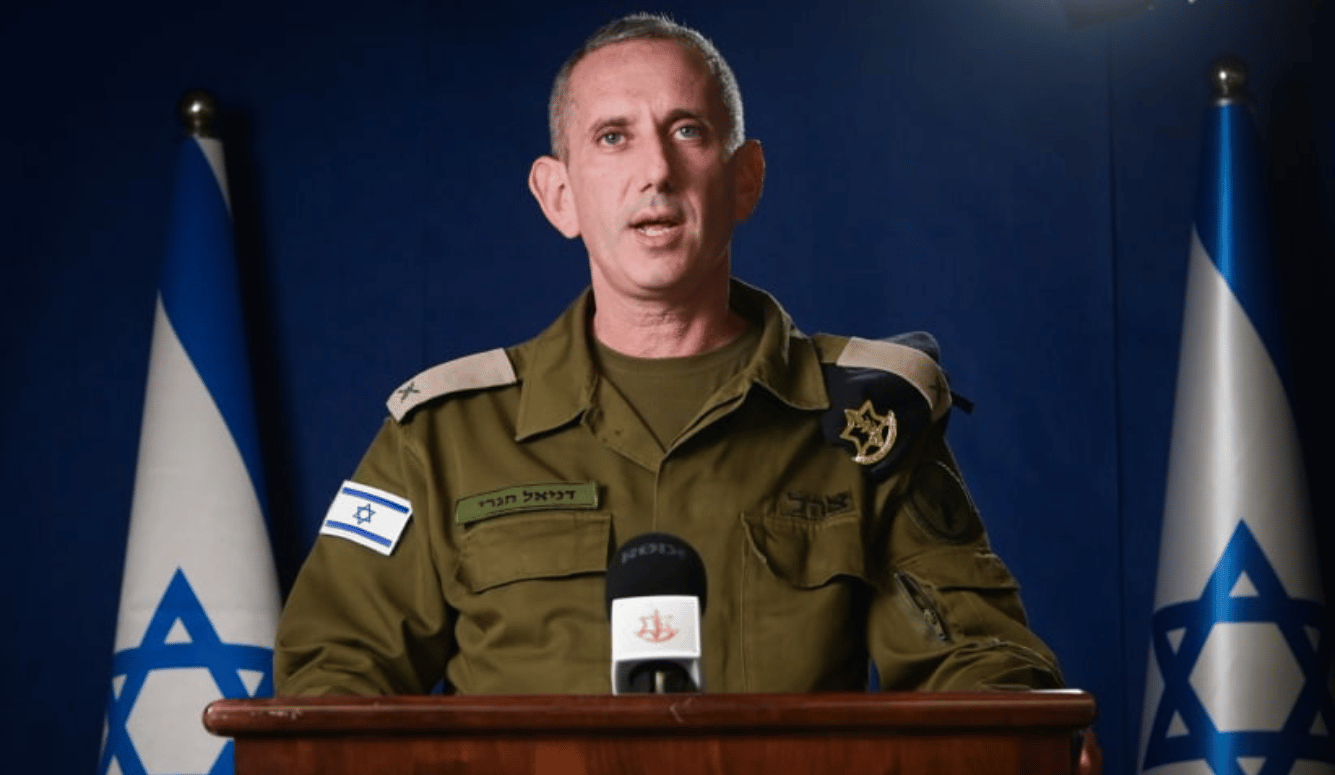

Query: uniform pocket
456 510 612 592
893 571 951 643
741 511 868 588
738 510 870 691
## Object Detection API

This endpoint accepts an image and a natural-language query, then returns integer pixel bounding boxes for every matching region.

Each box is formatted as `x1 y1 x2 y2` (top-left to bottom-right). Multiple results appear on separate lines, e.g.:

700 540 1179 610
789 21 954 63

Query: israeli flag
99 123 281 775
1138 77 1334 773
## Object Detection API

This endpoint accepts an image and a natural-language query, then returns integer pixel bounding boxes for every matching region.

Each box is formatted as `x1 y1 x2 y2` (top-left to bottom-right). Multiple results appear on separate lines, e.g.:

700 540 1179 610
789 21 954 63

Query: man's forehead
565 38 717 114
573 36 708 72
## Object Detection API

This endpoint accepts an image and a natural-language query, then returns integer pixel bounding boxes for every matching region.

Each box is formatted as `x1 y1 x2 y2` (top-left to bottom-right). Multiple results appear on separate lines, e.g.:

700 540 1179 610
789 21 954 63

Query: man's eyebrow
586 115 631 135
663 108 711 126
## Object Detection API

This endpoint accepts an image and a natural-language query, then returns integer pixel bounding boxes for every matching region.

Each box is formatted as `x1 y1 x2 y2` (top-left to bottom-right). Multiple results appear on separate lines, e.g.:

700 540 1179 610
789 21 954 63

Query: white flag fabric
1138 85 1334 773
99 132 281 775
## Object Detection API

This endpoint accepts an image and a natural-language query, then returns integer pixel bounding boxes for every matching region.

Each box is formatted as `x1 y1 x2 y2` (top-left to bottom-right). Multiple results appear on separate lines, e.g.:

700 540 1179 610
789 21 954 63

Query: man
274 13 1064 696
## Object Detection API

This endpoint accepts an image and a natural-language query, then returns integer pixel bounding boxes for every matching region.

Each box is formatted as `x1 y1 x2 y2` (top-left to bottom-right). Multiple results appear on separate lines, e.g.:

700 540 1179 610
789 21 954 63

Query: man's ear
731 139 766 222
528 155 581 238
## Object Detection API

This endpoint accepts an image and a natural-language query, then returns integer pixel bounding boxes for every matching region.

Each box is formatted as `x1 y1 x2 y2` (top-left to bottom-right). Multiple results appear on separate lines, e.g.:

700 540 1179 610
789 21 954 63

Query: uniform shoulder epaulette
812 333 952 422
386 347 518 422
811 332 953 481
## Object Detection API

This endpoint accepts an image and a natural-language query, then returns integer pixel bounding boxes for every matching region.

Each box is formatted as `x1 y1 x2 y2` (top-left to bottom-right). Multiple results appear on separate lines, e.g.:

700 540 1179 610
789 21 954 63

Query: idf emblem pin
840 399 897 465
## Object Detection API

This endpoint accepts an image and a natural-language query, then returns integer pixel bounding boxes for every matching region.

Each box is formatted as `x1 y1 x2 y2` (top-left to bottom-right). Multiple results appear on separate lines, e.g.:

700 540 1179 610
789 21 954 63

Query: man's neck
590 280 746 359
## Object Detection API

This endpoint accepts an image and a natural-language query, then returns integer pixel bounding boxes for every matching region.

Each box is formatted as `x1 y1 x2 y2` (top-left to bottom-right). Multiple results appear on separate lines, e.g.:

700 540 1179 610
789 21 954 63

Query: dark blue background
3 2 1332 774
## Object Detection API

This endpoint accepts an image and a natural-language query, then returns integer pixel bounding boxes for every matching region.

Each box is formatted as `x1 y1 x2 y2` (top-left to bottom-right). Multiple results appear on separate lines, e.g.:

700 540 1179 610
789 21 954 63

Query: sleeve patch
319 480 413 556
907 462 984 545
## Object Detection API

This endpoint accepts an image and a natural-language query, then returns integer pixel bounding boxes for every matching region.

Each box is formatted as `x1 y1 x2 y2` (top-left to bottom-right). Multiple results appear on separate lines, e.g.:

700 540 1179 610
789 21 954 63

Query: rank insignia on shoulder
387 347 518 421
319 480 413 556
817 332 952 481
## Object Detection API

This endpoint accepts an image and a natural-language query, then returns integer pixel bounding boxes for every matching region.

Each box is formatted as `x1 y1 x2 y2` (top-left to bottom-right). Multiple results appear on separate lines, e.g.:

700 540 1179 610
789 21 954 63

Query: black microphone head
605 532 707 614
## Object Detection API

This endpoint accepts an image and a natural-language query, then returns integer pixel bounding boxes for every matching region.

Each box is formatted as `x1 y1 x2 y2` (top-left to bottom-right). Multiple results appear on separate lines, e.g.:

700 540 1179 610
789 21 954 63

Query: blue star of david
99 568 274 775
1144 520 1334 774
354 503 375 525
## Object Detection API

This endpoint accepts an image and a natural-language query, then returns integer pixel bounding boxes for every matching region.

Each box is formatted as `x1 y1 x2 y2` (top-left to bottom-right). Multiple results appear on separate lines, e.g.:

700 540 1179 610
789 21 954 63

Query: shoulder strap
386 347 518 421
813 334 952 421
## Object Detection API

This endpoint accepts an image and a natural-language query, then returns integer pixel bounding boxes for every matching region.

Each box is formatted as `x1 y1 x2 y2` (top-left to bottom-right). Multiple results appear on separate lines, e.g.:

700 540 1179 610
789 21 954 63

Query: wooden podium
205 690 1095 774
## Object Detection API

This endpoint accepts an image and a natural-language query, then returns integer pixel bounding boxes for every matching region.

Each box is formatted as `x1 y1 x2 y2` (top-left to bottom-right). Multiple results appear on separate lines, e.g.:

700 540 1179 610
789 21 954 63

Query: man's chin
620 269 731 306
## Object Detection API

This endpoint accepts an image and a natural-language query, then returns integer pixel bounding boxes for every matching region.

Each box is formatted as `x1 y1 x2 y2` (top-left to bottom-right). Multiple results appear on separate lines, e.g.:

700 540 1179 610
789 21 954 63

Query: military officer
274 12 1064 697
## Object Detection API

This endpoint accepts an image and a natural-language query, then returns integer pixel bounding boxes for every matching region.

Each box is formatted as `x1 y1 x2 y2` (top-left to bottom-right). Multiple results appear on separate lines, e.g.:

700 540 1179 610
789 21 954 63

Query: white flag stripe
197 136 231 215
115 298 280 650
1155 229 1319 608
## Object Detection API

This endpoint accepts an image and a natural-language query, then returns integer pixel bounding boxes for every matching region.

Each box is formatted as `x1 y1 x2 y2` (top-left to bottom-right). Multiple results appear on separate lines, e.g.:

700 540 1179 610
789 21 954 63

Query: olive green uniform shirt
593 324 761 449
274 281 1062 695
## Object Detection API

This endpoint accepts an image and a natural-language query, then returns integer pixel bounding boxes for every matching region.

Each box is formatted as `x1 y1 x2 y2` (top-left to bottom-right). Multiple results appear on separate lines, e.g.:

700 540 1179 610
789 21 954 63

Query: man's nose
640 133 676 192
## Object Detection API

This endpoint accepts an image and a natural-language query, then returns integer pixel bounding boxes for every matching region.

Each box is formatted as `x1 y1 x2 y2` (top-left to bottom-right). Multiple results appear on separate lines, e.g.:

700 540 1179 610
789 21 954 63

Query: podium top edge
204 690 1097 737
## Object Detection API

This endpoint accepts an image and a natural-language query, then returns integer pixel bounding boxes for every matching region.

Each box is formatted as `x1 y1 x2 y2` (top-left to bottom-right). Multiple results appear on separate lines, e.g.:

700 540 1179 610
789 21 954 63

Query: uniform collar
509 280 830 442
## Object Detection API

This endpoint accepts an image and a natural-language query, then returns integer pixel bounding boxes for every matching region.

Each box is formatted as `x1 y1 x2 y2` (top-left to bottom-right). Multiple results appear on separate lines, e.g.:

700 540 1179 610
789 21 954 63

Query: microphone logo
636 610 679 643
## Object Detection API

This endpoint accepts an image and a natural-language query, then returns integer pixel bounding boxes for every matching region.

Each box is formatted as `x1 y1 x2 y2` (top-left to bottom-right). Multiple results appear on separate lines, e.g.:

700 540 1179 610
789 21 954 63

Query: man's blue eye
677 125 700 139
600 132 623 145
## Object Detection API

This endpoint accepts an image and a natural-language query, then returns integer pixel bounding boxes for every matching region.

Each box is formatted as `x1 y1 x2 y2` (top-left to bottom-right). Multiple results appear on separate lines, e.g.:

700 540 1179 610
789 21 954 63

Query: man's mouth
635 220 679 236
630 212 683 237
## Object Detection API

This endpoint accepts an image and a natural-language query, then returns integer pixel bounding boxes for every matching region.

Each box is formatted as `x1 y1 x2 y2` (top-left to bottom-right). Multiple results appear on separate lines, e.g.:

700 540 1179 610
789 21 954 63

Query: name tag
456 482 600 524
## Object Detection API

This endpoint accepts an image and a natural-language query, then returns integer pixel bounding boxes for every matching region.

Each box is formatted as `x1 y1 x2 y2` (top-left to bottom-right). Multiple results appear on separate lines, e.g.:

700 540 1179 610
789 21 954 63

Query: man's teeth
637 222 676 235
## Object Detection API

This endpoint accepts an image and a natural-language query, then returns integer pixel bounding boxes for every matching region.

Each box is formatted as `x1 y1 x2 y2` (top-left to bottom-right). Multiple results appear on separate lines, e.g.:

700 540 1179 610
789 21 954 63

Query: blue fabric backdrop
2 2 1331 774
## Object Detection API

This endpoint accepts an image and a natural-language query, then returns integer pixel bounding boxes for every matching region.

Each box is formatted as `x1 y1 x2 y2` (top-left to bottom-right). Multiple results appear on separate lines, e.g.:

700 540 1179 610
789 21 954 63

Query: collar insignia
839 399 897 465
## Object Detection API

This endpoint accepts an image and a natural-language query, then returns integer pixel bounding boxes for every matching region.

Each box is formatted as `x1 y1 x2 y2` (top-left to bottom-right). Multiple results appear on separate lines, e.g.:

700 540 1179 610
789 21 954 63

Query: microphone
605 532 708 694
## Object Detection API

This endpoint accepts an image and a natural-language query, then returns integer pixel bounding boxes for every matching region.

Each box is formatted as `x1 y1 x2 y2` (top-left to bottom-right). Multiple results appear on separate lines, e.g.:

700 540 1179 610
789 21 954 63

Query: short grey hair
547 13 746 160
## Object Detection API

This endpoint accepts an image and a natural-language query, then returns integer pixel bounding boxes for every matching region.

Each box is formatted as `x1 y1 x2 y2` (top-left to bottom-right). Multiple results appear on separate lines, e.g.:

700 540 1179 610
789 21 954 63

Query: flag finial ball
177 89 219 138
1210 57 1248 101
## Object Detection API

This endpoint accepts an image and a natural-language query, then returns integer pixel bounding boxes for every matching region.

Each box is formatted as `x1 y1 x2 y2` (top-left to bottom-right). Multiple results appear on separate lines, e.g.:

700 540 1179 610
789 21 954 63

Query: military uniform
274 281 1062 696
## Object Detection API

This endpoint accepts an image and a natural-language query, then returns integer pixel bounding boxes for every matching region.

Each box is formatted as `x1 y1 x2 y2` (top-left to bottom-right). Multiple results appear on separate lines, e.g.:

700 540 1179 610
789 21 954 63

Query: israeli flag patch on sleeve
319 481 413 556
